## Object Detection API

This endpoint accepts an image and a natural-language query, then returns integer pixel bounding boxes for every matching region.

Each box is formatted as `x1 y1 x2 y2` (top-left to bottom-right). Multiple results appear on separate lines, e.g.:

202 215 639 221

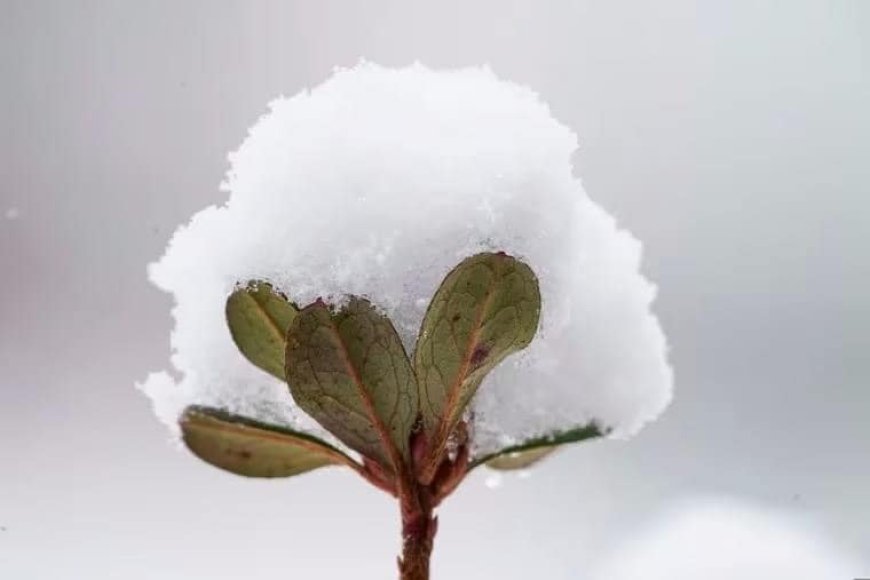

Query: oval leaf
226 281 298 380
285 297 418 473
414 252 541 480
485 447 556 470
180 406 354 478
470 423 603 471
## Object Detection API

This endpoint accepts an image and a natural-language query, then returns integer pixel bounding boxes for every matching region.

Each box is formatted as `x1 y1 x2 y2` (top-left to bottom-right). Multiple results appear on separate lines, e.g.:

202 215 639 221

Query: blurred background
1 1 867 578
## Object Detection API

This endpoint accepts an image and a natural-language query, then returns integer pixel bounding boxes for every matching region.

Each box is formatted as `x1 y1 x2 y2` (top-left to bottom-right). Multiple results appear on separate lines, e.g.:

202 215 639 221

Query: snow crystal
590 497 866 580
139 62 673 455
5 208 21 220
484 473 504 489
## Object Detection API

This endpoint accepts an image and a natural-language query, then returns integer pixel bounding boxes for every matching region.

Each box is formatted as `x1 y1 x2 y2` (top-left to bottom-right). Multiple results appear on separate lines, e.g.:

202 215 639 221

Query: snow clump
137 62 673 456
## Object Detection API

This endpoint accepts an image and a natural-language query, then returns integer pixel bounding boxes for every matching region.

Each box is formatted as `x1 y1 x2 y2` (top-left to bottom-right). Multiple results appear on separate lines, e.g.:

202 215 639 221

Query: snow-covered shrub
138 62 673 579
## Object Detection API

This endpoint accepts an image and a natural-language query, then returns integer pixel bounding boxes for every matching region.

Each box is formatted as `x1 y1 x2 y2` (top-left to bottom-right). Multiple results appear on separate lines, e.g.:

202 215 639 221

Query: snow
484 473 504 489
5 207 21 220
138 62 673 456
589 497 866 580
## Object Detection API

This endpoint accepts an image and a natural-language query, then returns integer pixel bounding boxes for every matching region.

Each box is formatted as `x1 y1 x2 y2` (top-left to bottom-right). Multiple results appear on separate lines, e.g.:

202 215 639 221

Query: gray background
1 1 867 578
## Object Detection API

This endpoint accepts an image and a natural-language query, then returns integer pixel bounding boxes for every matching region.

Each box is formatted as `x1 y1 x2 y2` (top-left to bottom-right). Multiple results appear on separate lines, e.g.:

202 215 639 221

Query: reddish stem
398 476 436 580
393 422 471 578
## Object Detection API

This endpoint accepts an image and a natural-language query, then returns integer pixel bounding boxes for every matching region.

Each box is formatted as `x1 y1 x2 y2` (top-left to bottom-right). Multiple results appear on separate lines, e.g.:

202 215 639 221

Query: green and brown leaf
285 298 418 474
485 447 555 470
413 252 541 481
226 282 298 380
180 406 355 478
470 423 604 471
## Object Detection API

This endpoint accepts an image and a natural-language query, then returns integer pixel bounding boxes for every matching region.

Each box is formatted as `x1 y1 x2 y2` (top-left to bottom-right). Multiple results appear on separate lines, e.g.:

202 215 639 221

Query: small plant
139 64 674 579
179 252 601 579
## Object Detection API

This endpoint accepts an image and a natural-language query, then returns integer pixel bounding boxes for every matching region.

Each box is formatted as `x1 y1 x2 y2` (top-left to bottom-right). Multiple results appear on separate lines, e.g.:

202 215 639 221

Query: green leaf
469 423 603 471
226 281 298 380
179 406 355 478
413 252 541 480
484 447 556 470
285 297 418 473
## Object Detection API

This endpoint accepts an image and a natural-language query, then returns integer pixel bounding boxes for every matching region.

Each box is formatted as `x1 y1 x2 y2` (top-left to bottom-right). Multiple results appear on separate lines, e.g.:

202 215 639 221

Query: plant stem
398 474 436 580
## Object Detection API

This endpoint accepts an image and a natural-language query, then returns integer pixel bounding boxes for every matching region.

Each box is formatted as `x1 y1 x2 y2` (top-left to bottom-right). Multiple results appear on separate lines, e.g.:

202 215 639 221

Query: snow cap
138 62 673 455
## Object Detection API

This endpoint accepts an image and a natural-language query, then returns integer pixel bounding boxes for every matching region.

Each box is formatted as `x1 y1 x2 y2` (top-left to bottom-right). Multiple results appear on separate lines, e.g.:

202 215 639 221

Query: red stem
398 475 436 580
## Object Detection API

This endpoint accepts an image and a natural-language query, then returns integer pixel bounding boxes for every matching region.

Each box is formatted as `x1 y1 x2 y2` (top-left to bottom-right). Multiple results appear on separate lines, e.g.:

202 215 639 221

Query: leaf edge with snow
471 423 604 471
180 405 357 478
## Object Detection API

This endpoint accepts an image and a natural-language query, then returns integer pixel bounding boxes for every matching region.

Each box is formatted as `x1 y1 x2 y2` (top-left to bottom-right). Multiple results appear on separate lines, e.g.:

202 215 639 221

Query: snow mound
138 62 673 455
590 497 866 580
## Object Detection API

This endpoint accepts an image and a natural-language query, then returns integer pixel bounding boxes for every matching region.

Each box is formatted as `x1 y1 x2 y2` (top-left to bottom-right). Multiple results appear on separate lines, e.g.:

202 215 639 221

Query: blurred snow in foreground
590 497 866 580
